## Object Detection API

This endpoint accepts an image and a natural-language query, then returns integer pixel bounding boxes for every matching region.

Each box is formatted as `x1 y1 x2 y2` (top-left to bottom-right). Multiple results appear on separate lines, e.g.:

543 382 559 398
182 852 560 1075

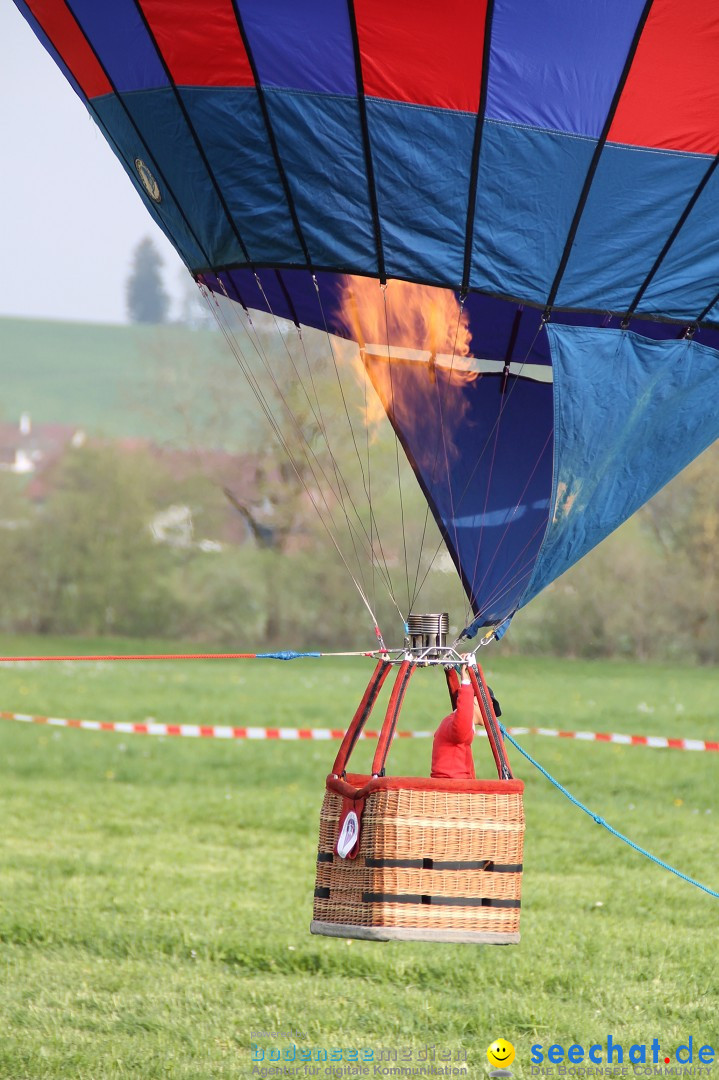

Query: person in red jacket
431 662 481 780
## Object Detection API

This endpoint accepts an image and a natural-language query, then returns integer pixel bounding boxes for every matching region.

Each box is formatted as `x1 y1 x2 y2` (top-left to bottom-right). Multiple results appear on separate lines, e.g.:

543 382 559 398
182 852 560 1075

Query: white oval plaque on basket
336 810 359 859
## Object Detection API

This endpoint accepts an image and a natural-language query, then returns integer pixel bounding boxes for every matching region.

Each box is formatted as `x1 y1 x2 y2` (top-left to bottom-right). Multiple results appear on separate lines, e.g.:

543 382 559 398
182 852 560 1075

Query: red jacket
431 682 476 779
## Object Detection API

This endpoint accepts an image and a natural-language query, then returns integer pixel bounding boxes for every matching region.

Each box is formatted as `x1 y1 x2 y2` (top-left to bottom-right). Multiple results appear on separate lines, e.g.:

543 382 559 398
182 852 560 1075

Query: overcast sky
0 2 188 325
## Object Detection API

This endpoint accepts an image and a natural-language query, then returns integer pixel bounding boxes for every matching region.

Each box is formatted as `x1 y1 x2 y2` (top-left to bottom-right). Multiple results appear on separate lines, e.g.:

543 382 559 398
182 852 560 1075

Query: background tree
126 237 170 324
26 446 177 637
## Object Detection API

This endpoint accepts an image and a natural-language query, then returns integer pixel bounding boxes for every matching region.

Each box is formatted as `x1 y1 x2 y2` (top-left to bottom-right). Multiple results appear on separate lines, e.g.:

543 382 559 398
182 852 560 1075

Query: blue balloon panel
522 324 719 609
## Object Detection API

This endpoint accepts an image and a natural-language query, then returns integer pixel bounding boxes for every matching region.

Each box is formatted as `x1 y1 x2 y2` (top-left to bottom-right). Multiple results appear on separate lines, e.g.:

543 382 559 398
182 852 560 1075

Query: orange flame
337 276 473 360
333 276 477 452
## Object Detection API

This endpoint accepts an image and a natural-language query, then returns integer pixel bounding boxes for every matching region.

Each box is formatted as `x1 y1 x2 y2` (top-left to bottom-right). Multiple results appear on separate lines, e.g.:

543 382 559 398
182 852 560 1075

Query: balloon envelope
14 0 719 629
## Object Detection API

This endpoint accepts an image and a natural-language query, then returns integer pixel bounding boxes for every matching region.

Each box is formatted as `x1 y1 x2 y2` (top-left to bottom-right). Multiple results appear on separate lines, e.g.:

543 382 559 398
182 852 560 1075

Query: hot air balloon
12 0 719 942
13 0 719 643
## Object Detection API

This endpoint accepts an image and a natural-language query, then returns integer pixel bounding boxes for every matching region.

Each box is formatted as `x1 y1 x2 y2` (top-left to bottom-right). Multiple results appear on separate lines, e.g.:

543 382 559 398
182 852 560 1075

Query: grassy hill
0 317 254 447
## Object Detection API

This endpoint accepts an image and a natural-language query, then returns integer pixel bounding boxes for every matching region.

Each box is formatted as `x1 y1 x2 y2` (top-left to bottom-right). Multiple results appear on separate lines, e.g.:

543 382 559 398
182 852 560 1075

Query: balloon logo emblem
134 158 161 203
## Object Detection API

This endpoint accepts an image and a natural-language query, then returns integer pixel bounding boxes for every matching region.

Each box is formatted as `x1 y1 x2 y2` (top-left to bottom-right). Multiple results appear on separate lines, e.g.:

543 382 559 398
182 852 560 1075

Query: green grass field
0 634 717 1079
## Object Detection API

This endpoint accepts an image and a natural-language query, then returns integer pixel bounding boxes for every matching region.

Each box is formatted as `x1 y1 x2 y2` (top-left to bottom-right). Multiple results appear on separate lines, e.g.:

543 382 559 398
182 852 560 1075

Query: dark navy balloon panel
204 270 719 360
362 354 554 626
485 0 647 137
65 0 173 92
237 0 357 96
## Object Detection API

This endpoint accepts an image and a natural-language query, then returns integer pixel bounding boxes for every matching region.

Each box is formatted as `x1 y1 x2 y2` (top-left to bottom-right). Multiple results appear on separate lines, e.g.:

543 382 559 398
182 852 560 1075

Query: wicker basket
310 660 524 944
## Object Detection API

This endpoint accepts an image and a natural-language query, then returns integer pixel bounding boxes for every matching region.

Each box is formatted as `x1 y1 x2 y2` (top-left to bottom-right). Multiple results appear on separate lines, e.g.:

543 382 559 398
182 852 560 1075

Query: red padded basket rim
327 774 524 799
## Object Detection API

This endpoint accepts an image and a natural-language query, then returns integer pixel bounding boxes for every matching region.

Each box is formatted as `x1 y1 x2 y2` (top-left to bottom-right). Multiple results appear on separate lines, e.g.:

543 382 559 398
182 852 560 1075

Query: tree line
0 426 715 663
9 276 719 662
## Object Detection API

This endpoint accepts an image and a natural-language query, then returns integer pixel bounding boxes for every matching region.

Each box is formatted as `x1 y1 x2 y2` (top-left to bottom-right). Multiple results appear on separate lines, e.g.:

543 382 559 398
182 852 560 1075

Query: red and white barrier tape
1 710 717 751
505 725 718 752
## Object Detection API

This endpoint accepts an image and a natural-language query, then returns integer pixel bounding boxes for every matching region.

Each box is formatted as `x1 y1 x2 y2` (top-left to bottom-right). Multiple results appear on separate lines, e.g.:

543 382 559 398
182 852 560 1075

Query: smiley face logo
487 1039 515 1069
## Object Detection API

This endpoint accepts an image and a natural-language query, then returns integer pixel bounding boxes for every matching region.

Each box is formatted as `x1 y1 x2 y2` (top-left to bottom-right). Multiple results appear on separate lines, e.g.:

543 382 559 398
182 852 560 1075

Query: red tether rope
0 653 258 662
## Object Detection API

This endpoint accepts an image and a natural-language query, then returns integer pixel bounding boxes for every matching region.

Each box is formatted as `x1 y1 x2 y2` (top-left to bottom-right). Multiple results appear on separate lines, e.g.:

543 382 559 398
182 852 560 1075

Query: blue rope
500 723 719 900
255 651 321 661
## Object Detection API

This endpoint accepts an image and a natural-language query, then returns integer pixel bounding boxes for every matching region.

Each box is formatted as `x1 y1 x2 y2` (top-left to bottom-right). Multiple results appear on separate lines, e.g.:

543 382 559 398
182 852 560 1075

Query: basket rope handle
371 660 416 777
331 659 511 782
331 659 392 777
468 664 513 780
444 666 460 710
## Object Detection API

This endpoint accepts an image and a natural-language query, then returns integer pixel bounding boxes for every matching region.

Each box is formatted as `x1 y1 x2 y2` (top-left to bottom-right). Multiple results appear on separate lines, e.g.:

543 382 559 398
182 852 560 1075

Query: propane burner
406 613 449 653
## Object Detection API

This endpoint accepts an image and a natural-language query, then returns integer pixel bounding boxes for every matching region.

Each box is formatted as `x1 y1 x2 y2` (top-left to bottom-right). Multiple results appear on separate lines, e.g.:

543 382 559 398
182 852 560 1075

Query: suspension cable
251 275 379 598
409 295 466 613
216 280 382 597
381 284 411 615
311 275 405 623
198 282 384 637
